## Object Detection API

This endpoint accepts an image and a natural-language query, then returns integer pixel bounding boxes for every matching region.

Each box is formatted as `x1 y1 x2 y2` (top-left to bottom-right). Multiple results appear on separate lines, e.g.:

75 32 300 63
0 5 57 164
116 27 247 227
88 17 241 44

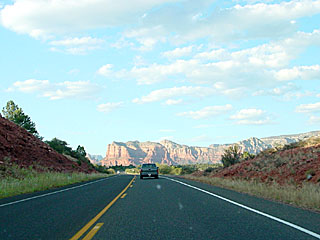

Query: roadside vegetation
0 159 112 199
182 140 320 212
183 175 320 211
122 163 223 175
2 100 42 139
221 145 255 167
0 100 118 199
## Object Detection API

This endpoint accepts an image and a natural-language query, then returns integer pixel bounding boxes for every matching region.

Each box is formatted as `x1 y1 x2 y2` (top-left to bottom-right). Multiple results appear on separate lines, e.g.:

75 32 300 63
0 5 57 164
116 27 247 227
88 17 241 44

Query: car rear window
142 164 156 168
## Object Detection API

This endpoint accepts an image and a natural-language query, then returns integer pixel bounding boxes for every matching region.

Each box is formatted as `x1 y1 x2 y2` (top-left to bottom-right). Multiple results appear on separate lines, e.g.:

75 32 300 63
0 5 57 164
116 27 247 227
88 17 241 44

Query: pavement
0 175 319 240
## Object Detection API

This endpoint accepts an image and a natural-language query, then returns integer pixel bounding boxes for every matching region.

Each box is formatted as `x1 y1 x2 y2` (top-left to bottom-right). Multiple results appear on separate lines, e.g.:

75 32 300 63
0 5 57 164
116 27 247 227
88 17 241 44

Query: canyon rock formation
101 131 320 166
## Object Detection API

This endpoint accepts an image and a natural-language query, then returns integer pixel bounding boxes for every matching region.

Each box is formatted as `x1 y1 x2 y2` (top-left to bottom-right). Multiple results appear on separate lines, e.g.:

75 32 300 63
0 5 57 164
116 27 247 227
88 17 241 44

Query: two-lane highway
0 175 131 239
1 175 320 239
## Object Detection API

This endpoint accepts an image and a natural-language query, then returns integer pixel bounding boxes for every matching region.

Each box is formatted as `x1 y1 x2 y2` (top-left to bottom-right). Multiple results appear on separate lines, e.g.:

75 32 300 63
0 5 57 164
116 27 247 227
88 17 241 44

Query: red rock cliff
101 140 219 166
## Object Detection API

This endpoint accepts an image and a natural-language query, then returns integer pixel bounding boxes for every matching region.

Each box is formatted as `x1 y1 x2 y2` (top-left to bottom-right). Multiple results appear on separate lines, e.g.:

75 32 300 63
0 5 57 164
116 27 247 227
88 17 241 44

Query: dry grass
0 164 110 199
183 175 320 212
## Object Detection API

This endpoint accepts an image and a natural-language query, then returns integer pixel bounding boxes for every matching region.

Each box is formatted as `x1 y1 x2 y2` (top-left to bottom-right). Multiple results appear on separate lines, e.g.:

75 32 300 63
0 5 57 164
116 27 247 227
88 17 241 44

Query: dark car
140 163 159 179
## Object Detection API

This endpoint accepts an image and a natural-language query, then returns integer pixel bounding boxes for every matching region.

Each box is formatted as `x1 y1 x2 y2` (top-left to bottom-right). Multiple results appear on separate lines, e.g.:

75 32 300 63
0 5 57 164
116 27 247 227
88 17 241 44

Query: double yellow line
70 176 136 240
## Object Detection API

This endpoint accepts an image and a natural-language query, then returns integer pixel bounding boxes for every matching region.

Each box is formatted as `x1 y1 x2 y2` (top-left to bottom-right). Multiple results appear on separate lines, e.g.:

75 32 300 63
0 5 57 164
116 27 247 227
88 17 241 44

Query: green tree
76 145 86 157
221 145 241 168
2 100 42 139
45 138 72 155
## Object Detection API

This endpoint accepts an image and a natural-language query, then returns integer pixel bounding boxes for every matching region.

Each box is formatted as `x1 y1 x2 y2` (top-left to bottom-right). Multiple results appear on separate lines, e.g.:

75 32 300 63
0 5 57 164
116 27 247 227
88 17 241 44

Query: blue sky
1 0 320 155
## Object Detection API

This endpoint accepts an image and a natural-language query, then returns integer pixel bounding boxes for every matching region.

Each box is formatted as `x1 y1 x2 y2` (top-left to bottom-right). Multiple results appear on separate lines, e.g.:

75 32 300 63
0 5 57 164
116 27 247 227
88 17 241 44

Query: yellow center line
82 223 104 240
70 176 136 240
120 193 127 199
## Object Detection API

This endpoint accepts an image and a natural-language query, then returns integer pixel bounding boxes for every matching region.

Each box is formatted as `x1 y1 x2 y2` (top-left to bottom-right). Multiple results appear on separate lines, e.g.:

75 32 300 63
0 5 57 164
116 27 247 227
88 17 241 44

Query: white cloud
296 102 320 113
8 79 50 93
177 104 232 119
97 102 123 113
162 46 193 58
110 38 134 49
282 91 314 101
124 25 167 51
2 0 320 50
97 64 113 77
165 99 183 105
309 115 320 124
132 86 215 104
8 79 100 100
253 83 300 96
50 37 104 46
275 65 320 81
195 49 229 61
231 108 264 120
130 59 198 85
0 0 179 38
123 0 320 44
44 81 100 100
48 36 104 54
230 108 272 125
119 30 320 89
68 69 80 75
136 38 158 51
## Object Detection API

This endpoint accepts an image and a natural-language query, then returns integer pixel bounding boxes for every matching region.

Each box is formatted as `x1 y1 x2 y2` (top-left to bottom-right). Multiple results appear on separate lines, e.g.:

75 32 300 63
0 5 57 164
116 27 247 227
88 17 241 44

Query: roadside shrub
179 165 197 175
170 167 182 175
221 145 241 167
158 164 172 174
204 167 215 173
106 168 116 174
125 168 140 174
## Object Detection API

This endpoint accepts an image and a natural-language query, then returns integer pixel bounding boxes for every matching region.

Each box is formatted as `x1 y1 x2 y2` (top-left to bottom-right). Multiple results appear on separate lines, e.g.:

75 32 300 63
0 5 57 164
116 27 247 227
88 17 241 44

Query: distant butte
101 131 320 166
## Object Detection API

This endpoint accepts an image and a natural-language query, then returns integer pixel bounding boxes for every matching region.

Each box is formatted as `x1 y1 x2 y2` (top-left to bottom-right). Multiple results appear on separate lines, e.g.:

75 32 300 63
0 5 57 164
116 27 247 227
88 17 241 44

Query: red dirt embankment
196 144 320 185
0 116 94 173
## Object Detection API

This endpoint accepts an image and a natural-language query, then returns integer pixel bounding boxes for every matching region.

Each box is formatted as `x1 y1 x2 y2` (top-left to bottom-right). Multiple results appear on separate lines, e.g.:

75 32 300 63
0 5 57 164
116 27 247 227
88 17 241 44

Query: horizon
1 0 320 156
92 129 320 157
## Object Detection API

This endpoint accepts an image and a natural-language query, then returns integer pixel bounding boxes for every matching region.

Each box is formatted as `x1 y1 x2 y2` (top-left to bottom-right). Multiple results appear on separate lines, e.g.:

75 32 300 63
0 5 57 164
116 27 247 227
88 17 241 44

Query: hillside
199 137 320 185
0 116 94 173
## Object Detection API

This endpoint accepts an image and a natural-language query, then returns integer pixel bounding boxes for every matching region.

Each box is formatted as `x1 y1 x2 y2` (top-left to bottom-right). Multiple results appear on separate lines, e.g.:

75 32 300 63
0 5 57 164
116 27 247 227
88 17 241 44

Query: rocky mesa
101 140 219 166
101 131 320 166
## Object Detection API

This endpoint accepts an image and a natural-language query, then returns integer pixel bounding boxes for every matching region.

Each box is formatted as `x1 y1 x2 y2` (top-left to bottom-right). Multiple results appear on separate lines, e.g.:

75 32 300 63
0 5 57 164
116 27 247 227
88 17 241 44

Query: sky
1 0 320 156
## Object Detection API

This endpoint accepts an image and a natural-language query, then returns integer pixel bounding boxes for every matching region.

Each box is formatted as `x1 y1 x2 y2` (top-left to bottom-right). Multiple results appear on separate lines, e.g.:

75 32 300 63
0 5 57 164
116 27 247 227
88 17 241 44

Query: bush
221 145 241 167
204 167 215 173
158 164 172 174
106 168 116 174
170 167 182 175
125 168 140 174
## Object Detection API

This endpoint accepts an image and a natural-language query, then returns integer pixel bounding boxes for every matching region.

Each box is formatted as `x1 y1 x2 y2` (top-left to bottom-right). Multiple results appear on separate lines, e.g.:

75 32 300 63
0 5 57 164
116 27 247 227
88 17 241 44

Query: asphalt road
0 175 320 240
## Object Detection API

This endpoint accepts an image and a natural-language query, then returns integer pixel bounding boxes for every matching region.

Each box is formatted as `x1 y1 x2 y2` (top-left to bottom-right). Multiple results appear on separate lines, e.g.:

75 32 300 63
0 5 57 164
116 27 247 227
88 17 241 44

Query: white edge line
0 175 118 208
162 176 320 239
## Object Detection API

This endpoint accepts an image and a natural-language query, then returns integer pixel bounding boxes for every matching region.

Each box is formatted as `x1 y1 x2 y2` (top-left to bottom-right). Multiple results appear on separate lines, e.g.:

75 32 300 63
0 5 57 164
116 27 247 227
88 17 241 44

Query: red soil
0 116 95 173
198 144 320 185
